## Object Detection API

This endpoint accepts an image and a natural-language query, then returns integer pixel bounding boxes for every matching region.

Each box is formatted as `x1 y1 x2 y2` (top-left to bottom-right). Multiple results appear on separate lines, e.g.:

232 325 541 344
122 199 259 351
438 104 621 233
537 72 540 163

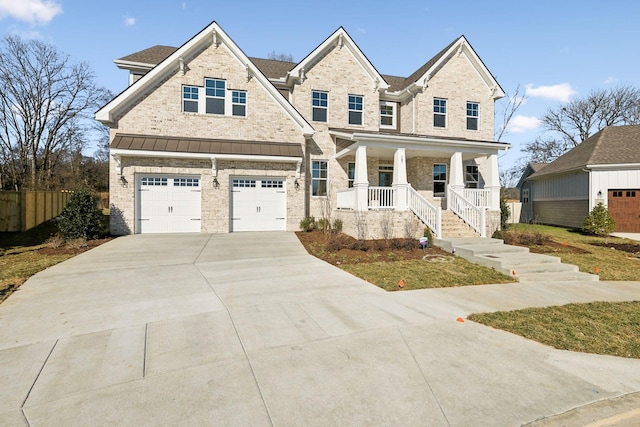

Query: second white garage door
231 177 286 231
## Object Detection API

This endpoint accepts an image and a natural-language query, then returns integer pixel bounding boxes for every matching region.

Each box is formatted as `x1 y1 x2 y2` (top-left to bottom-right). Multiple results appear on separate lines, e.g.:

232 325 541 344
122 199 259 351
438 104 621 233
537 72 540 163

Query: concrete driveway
1 232 640 426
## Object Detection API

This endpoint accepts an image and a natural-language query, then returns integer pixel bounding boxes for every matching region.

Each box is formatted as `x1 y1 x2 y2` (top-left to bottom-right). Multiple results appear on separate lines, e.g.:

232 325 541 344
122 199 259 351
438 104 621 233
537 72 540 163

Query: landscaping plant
58 187 106 240
582 202 616 236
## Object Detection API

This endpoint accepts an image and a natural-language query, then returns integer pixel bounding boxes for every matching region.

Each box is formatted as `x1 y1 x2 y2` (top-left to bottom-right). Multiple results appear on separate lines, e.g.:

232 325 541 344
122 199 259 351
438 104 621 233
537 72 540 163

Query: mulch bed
589 242 640 255
295 231 452 264
527 240 591 255
37 237 115 256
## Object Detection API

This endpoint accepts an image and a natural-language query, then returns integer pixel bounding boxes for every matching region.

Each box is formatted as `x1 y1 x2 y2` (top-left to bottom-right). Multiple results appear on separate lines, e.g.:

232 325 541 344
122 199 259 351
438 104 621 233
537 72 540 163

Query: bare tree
0 35 110 190
542 85 640 148
495 85 527 142
267 51 294 62
521 136 571 163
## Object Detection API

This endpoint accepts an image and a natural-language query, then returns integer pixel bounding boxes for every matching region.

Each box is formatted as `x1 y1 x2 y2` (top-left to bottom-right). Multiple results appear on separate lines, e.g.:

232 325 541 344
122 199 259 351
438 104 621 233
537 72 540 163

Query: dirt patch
295 231 452 265
528 240 592 255
590 242 640 255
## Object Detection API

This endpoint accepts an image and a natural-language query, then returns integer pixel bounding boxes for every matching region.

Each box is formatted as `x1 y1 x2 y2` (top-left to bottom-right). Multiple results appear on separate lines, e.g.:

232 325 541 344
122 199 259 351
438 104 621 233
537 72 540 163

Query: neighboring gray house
96 21 510 238
524 125 640 231
516 162 547 223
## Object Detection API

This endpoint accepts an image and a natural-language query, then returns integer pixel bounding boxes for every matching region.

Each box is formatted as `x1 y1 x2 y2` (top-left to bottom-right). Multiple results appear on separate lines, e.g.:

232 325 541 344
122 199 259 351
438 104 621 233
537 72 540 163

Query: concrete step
453 243 529 258
435 237 502 252
517 271 599 283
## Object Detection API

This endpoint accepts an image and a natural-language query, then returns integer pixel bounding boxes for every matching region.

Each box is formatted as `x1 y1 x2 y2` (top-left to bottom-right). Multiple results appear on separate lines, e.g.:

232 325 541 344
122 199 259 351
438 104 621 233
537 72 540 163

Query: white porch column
393 148 408 210
448 151 465 198
485 153 500 210
354 145 369 211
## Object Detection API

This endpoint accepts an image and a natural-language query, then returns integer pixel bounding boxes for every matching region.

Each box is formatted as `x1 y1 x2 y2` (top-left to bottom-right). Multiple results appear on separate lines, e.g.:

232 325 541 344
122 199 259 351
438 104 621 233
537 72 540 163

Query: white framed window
467 102 479 130
141 177 168 186
312 160 328 196
174 177 200 187
465 165 479 188
433 164 447 196
205 78 225 115
233 179 256 188
347 162 355 188
232 90 247 117
434 98 447 128
182 86 199 113
380 101 396 129
348 94 363 125
261 180 283 188
312 90 328 122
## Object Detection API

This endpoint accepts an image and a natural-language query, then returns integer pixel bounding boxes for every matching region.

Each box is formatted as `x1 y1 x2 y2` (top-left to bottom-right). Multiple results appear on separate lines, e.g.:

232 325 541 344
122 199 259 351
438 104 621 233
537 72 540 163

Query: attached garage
608 189 640 232
230 177 286 231
136 175 202 233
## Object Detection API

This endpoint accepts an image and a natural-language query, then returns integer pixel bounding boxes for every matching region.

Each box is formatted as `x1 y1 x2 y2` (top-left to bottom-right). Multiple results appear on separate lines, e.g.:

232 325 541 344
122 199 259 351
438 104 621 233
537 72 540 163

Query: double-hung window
312 90 328 122
232 90 247 117
312 160 328 196
205 78 225 115
466 102 479 130
348 95 363 125
380 102 396 129
434 98 447 128
183 86 199 113
433 164 447 196
465 165 479 188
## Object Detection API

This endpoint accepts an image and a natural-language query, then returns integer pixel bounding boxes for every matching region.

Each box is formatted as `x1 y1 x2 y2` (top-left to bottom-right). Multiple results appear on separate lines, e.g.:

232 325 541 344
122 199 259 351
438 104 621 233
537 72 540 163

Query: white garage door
137 175 201 233
231 177 286 231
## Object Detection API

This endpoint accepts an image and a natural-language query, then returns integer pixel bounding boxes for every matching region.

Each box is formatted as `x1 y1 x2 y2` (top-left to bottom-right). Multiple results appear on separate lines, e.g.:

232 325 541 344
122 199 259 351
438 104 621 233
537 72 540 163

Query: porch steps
435 237 599 283
440 210 479 238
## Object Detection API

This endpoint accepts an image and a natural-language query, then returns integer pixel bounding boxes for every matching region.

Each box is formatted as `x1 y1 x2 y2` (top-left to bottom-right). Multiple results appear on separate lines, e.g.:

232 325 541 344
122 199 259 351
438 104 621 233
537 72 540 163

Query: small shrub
502 230 551 246
423 227 434 248
58 187 106 240
66 238 88 249
373 239 388 251
500 194 510 230
332 218 343 233
299 216 316 232
317 217 330 232
389 238 404 250
583 203 616 236
44 233 65 249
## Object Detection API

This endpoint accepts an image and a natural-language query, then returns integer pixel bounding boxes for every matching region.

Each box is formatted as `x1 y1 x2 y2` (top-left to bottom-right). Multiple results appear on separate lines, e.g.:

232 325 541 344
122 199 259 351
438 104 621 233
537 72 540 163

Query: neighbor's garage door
231 177 286 231
608 189 640 232
137 175 201 233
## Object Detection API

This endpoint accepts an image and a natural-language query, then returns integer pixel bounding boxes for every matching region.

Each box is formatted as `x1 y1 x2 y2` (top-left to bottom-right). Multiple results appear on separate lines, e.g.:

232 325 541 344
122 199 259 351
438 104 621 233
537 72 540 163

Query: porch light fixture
119 176 128 186
294 179 300 190
213 177 220 188
597 190 602 198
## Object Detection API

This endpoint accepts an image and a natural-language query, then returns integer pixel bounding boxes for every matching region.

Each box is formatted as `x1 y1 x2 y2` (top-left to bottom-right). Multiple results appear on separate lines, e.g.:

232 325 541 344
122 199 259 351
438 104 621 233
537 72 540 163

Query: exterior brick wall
337 209 424 240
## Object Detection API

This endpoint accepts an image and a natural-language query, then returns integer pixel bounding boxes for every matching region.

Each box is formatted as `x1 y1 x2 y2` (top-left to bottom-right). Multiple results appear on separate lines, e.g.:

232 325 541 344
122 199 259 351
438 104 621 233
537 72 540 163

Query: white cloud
604 76 618 84
525 83 576 102
123 16 136 27
505 115 542 133
0 0 62 25
182 2 187 9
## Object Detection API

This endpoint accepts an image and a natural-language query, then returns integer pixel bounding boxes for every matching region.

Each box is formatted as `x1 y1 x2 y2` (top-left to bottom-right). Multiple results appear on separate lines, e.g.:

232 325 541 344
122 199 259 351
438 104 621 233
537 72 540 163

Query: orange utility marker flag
512 270 517 276
594 266 599 273
398 279 405 289
456 317 465 323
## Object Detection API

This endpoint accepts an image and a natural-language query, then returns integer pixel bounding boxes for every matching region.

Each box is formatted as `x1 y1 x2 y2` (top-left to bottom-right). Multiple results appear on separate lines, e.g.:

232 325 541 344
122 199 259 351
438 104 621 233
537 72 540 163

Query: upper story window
466 102 479 130
434 98 447 128
205 78 225 115
312 90 328 122
380 102 396 129
232 90 247 117
348 95 363 125
182 86 199 113
433 163 447 196
312 160 328 196
465 165 479 188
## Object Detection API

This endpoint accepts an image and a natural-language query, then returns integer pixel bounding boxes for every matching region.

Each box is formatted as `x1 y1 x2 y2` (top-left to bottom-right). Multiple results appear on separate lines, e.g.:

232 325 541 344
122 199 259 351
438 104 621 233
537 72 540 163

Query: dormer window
312 90 328 122
466 102 479 130
348 95 363 125
380 102 396 129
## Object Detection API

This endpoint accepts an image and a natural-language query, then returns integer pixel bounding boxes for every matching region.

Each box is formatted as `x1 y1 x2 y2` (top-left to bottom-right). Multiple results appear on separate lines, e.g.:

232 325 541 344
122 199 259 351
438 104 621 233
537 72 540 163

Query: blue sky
2 0 639 170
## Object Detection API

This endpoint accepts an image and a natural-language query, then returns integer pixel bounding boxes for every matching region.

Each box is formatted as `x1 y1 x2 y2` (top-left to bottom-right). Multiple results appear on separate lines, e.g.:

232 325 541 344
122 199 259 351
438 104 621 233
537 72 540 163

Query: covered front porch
330 129 508 238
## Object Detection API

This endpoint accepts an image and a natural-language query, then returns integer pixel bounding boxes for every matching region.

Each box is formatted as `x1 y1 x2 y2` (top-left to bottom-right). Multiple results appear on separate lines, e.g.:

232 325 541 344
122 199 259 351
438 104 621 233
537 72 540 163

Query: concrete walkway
1 232 640 426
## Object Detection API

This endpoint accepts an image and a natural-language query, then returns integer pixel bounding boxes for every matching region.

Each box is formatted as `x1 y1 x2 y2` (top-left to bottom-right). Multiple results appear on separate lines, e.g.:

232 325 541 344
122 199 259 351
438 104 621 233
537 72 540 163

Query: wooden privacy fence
0 190 72 232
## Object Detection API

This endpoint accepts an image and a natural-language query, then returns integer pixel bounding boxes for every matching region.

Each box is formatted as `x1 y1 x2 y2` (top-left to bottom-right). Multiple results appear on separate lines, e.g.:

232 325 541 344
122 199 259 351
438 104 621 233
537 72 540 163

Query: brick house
96 21 509 238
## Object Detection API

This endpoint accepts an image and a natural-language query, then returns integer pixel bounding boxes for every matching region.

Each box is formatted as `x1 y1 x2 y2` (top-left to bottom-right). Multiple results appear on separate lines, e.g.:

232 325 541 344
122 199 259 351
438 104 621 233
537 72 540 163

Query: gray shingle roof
115 36 468 92
529 125 640 179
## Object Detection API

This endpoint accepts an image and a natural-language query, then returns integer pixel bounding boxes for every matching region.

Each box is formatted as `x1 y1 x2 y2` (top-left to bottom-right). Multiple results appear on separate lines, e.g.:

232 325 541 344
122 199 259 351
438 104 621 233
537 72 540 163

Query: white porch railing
408 185 441 238
463 188 491 208
368 186 395 209
448 186 486 237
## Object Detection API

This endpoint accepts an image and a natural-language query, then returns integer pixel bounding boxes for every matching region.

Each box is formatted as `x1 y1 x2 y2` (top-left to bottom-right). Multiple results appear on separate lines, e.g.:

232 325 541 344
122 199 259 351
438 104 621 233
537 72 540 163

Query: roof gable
394 36 504 99
529 125 640 179
96 21 314 136
287 27 389 92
